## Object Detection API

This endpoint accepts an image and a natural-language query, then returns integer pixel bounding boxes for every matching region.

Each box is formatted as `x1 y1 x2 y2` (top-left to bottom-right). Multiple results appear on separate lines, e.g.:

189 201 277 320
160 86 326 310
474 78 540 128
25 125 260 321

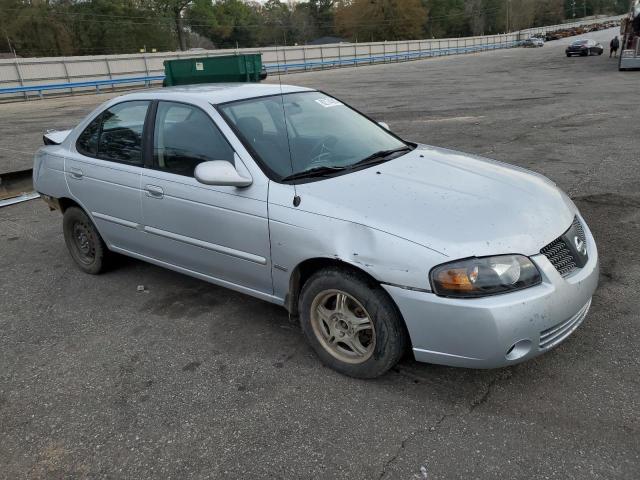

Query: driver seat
236 116 291 175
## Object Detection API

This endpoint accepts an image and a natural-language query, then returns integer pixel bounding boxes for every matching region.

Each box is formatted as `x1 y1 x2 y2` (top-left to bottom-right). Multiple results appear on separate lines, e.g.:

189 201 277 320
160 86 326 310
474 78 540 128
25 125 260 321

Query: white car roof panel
118 83 315 105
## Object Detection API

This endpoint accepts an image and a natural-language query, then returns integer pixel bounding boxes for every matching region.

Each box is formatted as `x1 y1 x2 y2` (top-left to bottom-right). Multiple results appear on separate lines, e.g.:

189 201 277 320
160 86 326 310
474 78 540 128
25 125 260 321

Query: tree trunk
175 11 186 51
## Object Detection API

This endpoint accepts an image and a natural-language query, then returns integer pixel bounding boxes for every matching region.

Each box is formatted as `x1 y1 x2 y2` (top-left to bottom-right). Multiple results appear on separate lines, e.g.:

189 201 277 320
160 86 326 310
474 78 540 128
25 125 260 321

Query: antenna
275 31 299 206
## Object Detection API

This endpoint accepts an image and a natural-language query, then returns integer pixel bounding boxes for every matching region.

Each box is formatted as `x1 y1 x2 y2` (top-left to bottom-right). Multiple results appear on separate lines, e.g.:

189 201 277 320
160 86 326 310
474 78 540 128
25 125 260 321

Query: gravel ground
1 27 638 479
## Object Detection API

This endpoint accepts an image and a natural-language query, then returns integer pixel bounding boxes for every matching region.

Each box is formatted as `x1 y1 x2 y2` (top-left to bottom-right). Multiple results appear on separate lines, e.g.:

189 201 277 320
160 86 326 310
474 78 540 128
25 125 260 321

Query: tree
0 0 630 57
1 0 73 56
423 0 469 38
465 0 485 35
534 0 565 27
69 0 176 55
258 0 293 46
290 2 319 44
335 0 427 42
308 0 335 37
147 0 192 50
186 0 261 48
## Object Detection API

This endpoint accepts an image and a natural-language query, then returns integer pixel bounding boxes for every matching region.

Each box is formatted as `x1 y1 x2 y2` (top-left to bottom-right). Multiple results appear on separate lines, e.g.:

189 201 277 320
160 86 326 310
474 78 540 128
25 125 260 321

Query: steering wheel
307 135 338 167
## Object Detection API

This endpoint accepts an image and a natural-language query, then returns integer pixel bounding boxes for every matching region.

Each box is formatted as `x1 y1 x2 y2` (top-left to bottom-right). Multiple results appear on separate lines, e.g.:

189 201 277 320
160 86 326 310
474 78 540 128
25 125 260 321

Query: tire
299 267 408 379
566 53 571 57
62 206 109 274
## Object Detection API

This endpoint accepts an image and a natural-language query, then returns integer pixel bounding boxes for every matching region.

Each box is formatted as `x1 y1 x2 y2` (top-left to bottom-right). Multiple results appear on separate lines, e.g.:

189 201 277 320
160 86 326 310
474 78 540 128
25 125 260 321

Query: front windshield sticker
315 98 343 108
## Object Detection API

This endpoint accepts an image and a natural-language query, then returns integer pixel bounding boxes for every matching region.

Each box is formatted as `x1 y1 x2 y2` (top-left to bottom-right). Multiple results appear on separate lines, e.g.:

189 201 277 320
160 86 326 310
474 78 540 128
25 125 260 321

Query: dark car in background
566 39 604 57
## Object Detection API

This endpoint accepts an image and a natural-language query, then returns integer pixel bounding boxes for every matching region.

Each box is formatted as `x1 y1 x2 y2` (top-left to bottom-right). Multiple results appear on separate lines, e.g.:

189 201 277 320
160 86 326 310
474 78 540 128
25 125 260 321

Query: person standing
610 36 620 58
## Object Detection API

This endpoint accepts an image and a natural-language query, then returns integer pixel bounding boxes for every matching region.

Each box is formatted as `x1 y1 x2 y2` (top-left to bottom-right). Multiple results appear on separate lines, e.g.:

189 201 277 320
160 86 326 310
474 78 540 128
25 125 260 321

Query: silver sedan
33 84 599 378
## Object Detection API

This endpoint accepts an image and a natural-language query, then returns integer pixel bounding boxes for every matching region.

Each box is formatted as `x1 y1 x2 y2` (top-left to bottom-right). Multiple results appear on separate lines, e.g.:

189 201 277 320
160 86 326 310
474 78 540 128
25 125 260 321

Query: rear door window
97 101 149 165
76 101 150 166
76 115 101 157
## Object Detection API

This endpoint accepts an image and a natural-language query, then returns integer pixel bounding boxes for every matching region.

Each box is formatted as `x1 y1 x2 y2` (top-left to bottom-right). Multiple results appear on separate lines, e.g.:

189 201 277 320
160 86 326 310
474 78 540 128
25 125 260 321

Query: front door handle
145 184 164 199
69 167 83 179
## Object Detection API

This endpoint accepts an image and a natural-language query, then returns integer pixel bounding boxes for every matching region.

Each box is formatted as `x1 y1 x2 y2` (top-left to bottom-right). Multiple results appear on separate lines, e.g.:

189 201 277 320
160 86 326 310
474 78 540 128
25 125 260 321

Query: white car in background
523 37 545 48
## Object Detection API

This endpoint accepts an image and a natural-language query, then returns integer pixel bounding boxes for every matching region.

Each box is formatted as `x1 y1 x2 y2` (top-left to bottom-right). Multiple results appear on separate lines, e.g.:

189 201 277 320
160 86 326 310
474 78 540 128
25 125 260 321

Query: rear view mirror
194 161 252 187
378 121 390 131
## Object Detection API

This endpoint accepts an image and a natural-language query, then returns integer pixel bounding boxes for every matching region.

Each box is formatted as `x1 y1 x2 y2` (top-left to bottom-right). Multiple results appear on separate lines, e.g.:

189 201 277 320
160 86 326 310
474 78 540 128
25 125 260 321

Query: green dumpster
163 54 263 87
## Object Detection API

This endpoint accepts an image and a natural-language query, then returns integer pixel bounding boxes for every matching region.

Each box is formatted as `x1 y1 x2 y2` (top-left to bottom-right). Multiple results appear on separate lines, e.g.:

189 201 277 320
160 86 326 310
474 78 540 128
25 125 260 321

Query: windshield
218 91 408 181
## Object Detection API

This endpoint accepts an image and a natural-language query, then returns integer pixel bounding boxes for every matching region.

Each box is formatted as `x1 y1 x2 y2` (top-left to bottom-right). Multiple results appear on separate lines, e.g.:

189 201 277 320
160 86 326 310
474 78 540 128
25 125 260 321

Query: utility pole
505 0 510 33
583 0 587 18
5 36 17 59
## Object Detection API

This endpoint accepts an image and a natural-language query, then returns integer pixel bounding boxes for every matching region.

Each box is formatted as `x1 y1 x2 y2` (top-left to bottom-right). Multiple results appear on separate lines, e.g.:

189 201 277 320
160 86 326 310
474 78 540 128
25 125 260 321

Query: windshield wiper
281 146 413 182
351 146 413 168
281 165 346 181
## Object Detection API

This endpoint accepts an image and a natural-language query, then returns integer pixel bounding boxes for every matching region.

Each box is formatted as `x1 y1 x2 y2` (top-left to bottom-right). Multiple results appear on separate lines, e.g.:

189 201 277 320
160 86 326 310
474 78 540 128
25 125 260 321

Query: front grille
541 238 577 276
539 298 591 350
540 216 586 277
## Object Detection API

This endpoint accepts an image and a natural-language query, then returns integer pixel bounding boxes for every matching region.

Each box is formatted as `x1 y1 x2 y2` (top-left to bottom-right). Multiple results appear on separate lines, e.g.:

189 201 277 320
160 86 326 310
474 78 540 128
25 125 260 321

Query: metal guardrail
0 41 520 98
265 41 520 73
0 75 165 97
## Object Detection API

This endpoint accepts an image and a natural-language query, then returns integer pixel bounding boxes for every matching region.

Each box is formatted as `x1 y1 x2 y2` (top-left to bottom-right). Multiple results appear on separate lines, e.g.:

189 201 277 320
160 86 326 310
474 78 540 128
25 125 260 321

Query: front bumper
383 218 599 369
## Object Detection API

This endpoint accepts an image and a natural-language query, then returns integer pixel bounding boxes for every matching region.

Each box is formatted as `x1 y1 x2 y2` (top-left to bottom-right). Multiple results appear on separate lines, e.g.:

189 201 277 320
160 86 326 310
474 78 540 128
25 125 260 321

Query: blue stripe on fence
264 41 521 73
0 75 165 95
0 41 520 96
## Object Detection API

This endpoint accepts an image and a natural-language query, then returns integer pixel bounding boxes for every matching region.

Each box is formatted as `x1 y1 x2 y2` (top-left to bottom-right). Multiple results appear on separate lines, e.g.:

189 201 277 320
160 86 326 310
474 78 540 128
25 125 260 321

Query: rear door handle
145 184 164 199
69 167 83 179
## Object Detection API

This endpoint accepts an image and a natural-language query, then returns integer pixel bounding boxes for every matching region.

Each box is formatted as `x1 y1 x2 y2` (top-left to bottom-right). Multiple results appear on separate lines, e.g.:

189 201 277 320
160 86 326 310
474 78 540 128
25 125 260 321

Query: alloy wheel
310 289 376 364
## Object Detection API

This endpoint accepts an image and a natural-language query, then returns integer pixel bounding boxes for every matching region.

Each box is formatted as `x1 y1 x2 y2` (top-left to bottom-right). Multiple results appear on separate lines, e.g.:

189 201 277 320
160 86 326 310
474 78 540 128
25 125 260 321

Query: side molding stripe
92 211 138 229
143 226 267 265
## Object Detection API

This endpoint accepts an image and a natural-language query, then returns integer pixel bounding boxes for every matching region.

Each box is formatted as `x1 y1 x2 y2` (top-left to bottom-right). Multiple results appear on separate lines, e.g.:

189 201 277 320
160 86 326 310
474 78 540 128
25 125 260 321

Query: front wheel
299 267 408 378
62 206 109 274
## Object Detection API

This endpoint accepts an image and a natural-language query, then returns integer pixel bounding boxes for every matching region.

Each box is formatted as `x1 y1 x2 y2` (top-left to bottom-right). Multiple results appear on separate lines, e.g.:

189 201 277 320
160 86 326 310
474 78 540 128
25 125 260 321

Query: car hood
293 145 576 259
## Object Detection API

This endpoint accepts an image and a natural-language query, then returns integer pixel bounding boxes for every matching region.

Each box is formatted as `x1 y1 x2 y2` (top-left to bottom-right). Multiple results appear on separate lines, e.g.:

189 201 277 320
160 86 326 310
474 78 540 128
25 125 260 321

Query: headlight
429 255 542 298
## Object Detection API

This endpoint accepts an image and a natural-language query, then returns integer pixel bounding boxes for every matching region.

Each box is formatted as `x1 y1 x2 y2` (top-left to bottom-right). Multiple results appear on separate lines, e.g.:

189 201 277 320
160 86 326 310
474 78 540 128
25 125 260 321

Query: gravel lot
1 27 639 479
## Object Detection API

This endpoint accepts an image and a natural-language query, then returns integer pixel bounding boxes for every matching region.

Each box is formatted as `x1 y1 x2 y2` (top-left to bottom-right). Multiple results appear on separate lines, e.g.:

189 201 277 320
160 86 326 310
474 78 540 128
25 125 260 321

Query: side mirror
194 161 252 187
378 121 390 131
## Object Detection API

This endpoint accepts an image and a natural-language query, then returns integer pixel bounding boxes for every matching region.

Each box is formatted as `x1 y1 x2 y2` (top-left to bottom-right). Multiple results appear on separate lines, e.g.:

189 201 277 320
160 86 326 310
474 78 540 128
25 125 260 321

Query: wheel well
285 257 380 316
57 197 81 213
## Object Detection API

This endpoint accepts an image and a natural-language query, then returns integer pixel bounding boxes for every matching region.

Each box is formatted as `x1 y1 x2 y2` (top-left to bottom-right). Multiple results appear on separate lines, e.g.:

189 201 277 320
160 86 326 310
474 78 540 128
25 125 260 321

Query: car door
66 100 150 253
140 100 272 295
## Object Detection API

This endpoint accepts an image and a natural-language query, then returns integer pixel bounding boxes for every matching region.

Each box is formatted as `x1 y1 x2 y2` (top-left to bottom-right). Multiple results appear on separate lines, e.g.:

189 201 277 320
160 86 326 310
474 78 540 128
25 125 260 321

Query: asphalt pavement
1 27 638 479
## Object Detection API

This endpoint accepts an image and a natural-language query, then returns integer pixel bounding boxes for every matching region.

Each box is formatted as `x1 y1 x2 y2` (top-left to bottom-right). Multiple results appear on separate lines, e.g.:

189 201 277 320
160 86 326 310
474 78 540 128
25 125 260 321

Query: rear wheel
62 206 109 274
299 267 408 378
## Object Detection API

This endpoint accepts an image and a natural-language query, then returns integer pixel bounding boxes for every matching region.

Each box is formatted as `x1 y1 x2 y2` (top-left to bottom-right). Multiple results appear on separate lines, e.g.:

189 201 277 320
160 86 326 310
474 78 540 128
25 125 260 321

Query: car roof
115 83 315 105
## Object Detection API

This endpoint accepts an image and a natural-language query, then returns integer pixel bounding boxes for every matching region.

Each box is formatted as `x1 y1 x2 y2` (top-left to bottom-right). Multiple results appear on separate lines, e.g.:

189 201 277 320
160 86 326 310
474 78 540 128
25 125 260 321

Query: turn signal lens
434 268 475 291
430 255 542 298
